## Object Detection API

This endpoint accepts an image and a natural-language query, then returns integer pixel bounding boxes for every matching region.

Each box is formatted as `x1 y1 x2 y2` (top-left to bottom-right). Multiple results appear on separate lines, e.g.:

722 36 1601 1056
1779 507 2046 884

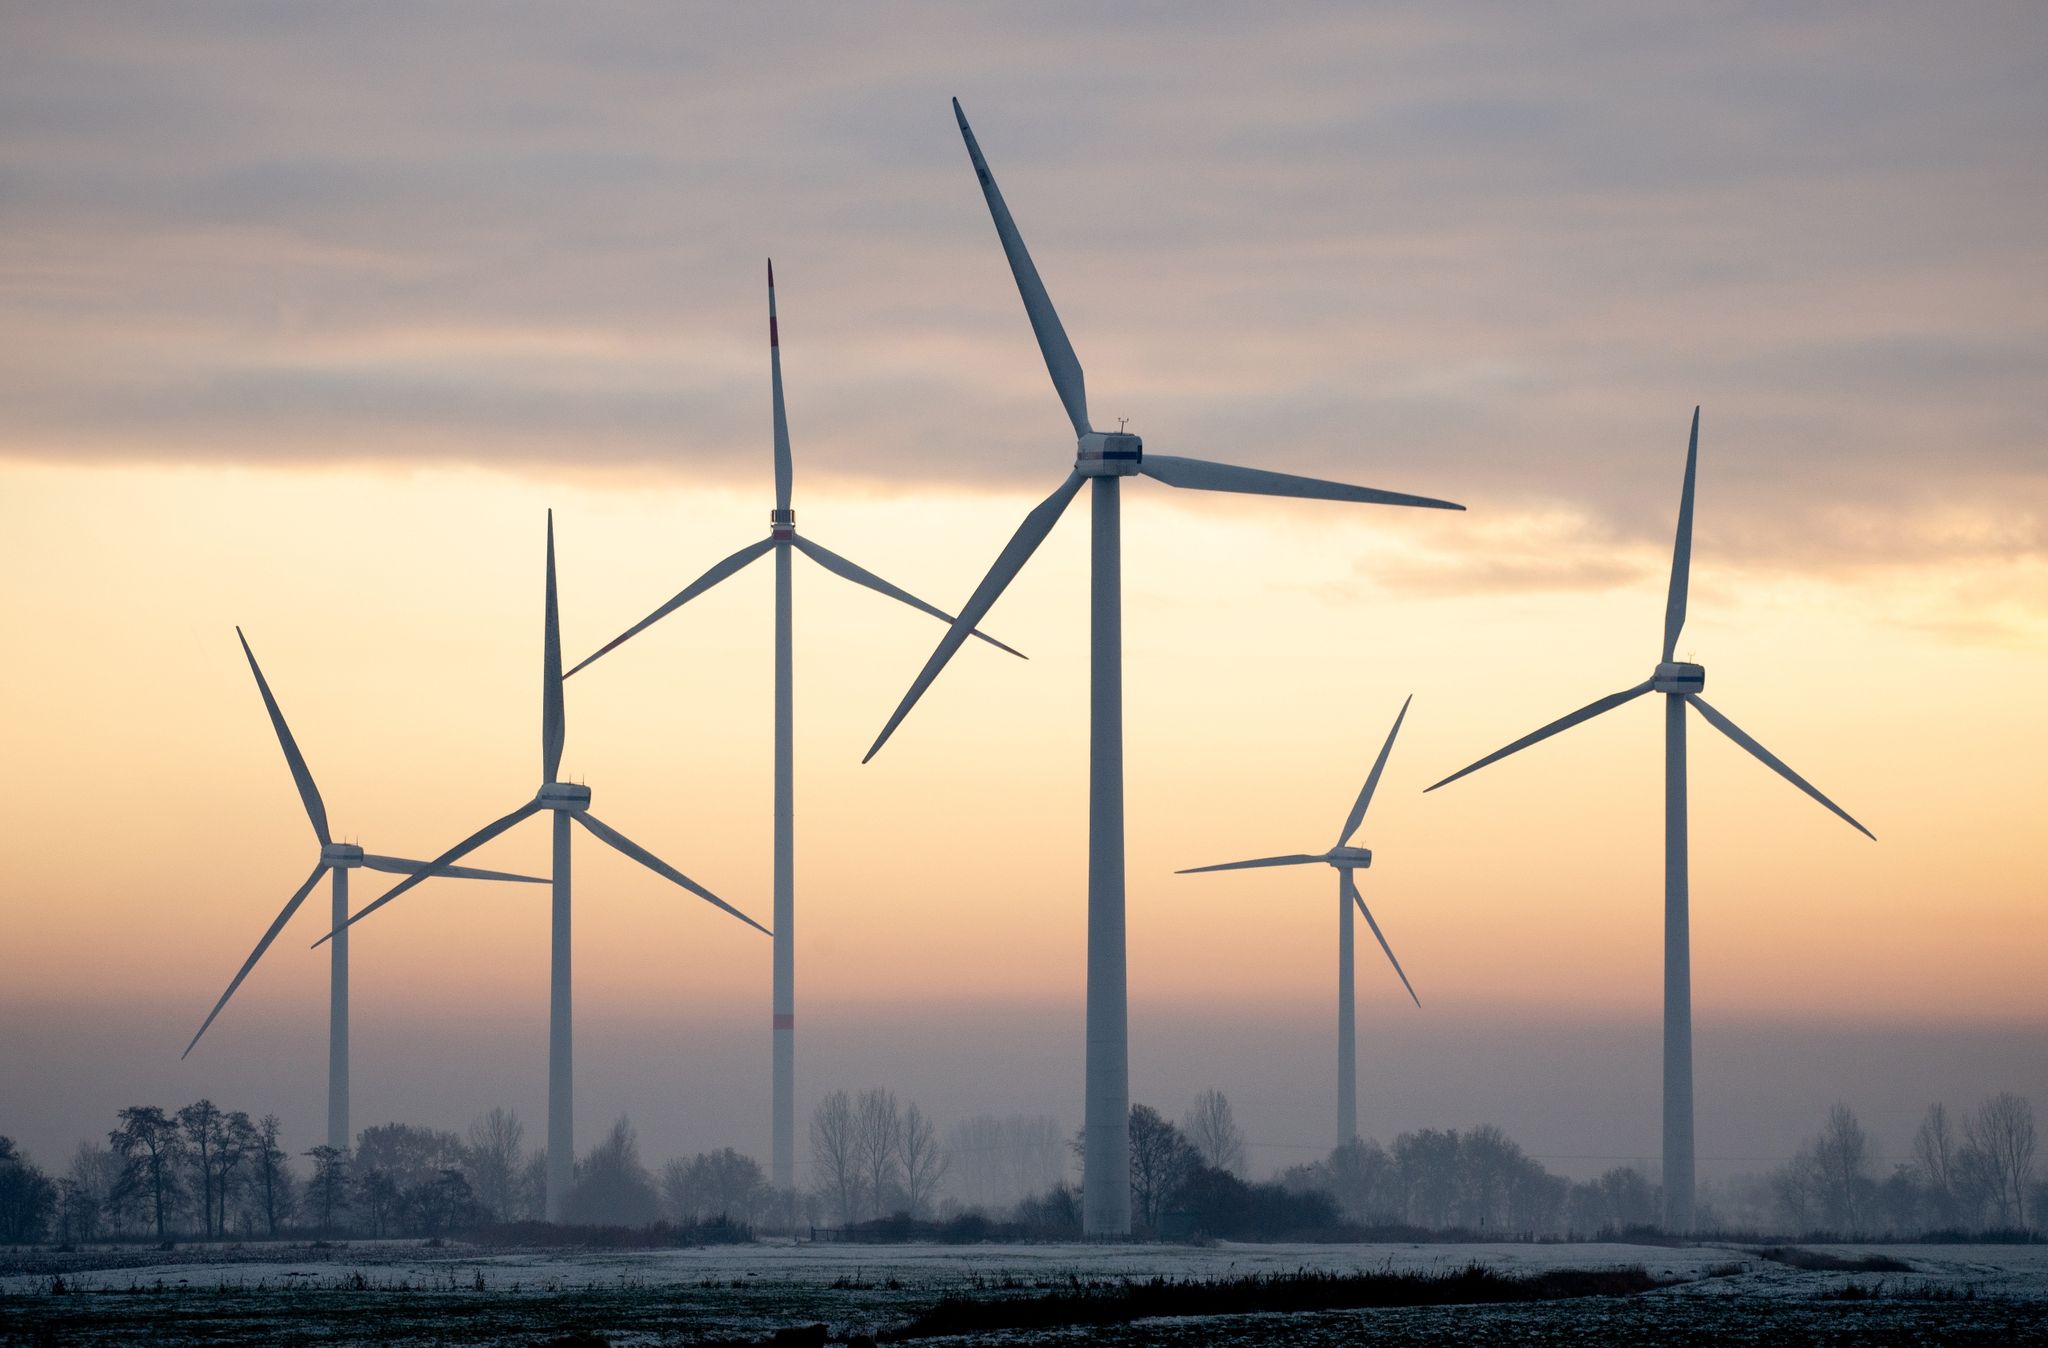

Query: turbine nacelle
320 842 366 867
769 507 795 541
1326 845 1372 870
537 782 593 813
1076 431 1142 476
1652 661 1705 694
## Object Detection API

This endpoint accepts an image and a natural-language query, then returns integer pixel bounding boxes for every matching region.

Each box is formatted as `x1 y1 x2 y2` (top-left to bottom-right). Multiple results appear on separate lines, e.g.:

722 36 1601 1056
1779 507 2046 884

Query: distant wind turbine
567 262 1018 1191
1425 409 1874 1231
319 513 768 1219
862 99 1466 1236
184 629 543 1152
1178 696 1419 1149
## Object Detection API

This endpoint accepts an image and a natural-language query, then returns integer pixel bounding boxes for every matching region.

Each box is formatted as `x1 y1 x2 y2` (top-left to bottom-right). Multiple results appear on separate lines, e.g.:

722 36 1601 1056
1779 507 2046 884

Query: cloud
0 3 2042 573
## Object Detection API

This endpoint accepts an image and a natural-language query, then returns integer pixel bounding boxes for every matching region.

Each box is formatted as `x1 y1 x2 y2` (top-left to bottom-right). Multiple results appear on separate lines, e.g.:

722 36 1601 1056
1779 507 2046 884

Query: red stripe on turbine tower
772 1013 794 1029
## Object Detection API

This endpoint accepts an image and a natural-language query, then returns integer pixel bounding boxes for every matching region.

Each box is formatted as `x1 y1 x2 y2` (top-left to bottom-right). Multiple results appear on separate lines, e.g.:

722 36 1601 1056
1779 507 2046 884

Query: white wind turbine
184 629 543 1152
319 512 768 1219
862 99 1466 1236
566 262 1019 1191
1424 408 1874 1231
1177 696 1419 1149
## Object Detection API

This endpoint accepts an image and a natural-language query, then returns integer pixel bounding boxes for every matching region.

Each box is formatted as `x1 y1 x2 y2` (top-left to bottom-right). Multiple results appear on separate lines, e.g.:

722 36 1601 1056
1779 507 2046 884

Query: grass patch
882 1264 1671 1339
1752 1246 1912 1273
1816 1279 1979 1302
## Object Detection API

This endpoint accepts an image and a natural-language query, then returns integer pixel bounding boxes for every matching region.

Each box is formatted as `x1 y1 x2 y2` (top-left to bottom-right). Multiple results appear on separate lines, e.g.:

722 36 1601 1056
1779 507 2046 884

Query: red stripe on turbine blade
770 316 778 347
772 1013 794 1029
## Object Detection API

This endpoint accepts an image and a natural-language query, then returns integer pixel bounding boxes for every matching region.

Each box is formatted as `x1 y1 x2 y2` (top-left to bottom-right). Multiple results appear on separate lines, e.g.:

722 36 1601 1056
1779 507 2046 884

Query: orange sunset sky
1 5 2042 1177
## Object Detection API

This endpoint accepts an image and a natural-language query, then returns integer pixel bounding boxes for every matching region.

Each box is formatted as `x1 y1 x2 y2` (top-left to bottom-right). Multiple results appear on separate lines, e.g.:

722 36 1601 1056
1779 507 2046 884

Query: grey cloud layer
2 2 2043 571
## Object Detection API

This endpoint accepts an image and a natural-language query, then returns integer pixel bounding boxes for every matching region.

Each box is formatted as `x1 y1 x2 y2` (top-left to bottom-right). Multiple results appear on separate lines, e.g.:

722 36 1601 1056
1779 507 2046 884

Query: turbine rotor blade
1688 695 1875 840
575 812 770 936
769 259 792 515
1338 694 1412 847
235 628 331 845
793 535 1025 658
567 538 775 677
543 512 565 783
315 801 544 947
359 854 547 884
864 470 1086 762
1663 407 1701 663
952 97 1090 437
182 863 329 1058
1139 455 1463 511
1344 870 1419 1008
1426 681 1657 793
1175 853 1326 874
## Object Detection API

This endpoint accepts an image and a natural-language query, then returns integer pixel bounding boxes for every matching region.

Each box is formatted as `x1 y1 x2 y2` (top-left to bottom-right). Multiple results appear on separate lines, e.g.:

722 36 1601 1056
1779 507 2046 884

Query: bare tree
176 1100 227 1238
1966 1092 2037 1228
250 1115 291 1236
302 1144 349 1235
1811 1104 1876 1233
853 1088 905 1219
1182 1089 1247 1176
1126 1105 1200 1232
109 1106 184 1240
809 1090 862 1225
1912 1103 1961 1227
901 1105 949 1218
63 1142 119 1241
466 1107 526 1223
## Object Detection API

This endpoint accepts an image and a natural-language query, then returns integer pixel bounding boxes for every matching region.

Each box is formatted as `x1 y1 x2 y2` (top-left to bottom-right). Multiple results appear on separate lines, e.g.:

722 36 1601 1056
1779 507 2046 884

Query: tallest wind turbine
864 100 1465 1236
567 264 1017 1191
1425 409 1874 1231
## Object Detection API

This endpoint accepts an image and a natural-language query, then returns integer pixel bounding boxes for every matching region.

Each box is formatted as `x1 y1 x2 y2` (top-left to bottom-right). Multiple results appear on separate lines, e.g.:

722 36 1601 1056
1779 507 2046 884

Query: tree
563 1116 659 1226
0 1139 57 1243
1596 1166 1658 1230
945 1114 1067 1212
662 1148 768 1225
212 1113 259 1237
303 1145 350 1235
353 1123 465 1194
1912 1103 1962 1228
1125 1105 1200 1232
1812 1104 1875 1233
61 1143 119 1242
1321 1138 1399 1223
250 1115 293 1237
1392 1128 1461 1228
176 1100 228 1238
1965 1093 2037 1228
110 1106 185 1240
901 1105 949 1218
406 1169 476 1236
810 1090 861 1225
853 1089 905 1219
465 1108 525 1223
1182 1090 1247 1176
354 1168 402 1237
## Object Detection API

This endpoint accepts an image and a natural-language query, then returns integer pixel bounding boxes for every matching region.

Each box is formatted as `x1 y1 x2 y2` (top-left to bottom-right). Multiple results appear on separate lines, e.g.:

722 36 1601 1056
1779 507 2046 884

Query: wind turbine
1177 696 1419 1149
1424 408 1874 1231
319 512 769 1220
862 99 1466 1236
183 629 543 1152
566 262 1019 1193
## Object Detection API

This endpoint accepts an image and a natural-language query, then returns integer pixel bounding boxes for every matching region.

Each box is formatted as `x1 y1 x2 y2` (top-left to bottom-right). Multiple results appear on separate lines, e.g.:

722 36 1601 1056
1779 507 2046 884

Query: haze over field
1 3 2043 1189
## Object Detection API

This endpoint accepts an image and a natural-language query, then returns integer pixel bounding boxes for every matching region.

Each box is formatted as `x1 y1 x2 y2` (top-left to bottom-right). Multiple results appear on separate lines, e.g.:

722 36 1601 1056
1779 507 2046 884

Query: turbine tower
863 99 1465 1236
183 629 543 1152
321 513 768 1219
567 263 1019 1192
1177 696 1420 1149
1425 409 1874 1231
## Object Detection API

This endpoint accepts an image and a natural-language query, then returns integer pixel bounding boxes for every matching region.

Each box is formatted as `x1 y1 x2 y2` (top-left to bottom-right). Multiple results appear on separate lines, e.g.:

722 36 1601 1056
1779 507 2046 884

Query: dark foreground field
3 1239 2043 1345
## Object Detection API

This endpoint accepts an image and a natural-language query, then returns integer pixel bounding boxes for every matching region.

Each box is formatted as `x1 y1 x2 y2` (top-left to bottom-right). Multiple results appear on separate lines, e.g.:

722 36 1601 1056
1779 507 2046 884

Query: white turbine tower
1424 408 1874 1231
184 629 544 1152
1176 696 1419 1149
566 262 1019 1192
320 512 768 1219
862 100 1466 1236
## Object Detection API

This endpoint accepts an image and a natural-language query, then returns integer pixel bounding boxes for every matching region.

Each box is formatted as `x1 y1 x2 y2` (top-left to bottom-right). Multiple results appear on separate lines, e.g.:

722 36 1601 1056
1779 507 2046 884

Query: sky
1 3 2043 1183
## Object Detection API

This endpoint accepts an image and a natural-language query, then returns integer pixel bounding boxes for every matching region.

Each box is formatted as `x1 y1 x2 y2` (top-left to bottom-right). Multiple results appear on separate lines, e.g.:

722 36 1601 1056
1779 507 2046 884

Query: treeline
0 1102 807 1244
1761 1093 2040 1236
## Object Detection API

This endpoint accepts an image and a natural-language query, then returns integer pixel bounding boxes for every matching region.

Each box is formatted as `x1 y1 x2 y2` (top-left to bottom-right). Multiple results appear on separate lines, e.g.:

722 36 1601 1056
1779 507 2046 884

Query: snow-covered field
4 1239 2044 1344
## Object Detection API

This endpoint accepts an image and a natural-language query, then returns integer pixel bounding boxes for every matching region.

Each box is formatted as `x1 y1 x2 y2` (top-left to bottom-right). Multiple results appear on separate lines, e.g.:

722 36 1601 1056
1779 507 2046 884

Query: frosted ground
4 1239 2045 1343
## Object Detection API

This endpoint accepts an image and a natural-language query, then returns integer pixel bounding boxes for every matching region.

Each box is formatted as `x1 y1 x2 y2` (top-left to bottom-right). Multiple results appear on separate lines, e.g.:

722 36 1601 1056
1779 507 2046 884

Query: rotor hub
1076 431 1142 477
1652 661 1705 694
769 508 795 541
320 842 365 867
538 782 593 813
1327 845 1372 869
